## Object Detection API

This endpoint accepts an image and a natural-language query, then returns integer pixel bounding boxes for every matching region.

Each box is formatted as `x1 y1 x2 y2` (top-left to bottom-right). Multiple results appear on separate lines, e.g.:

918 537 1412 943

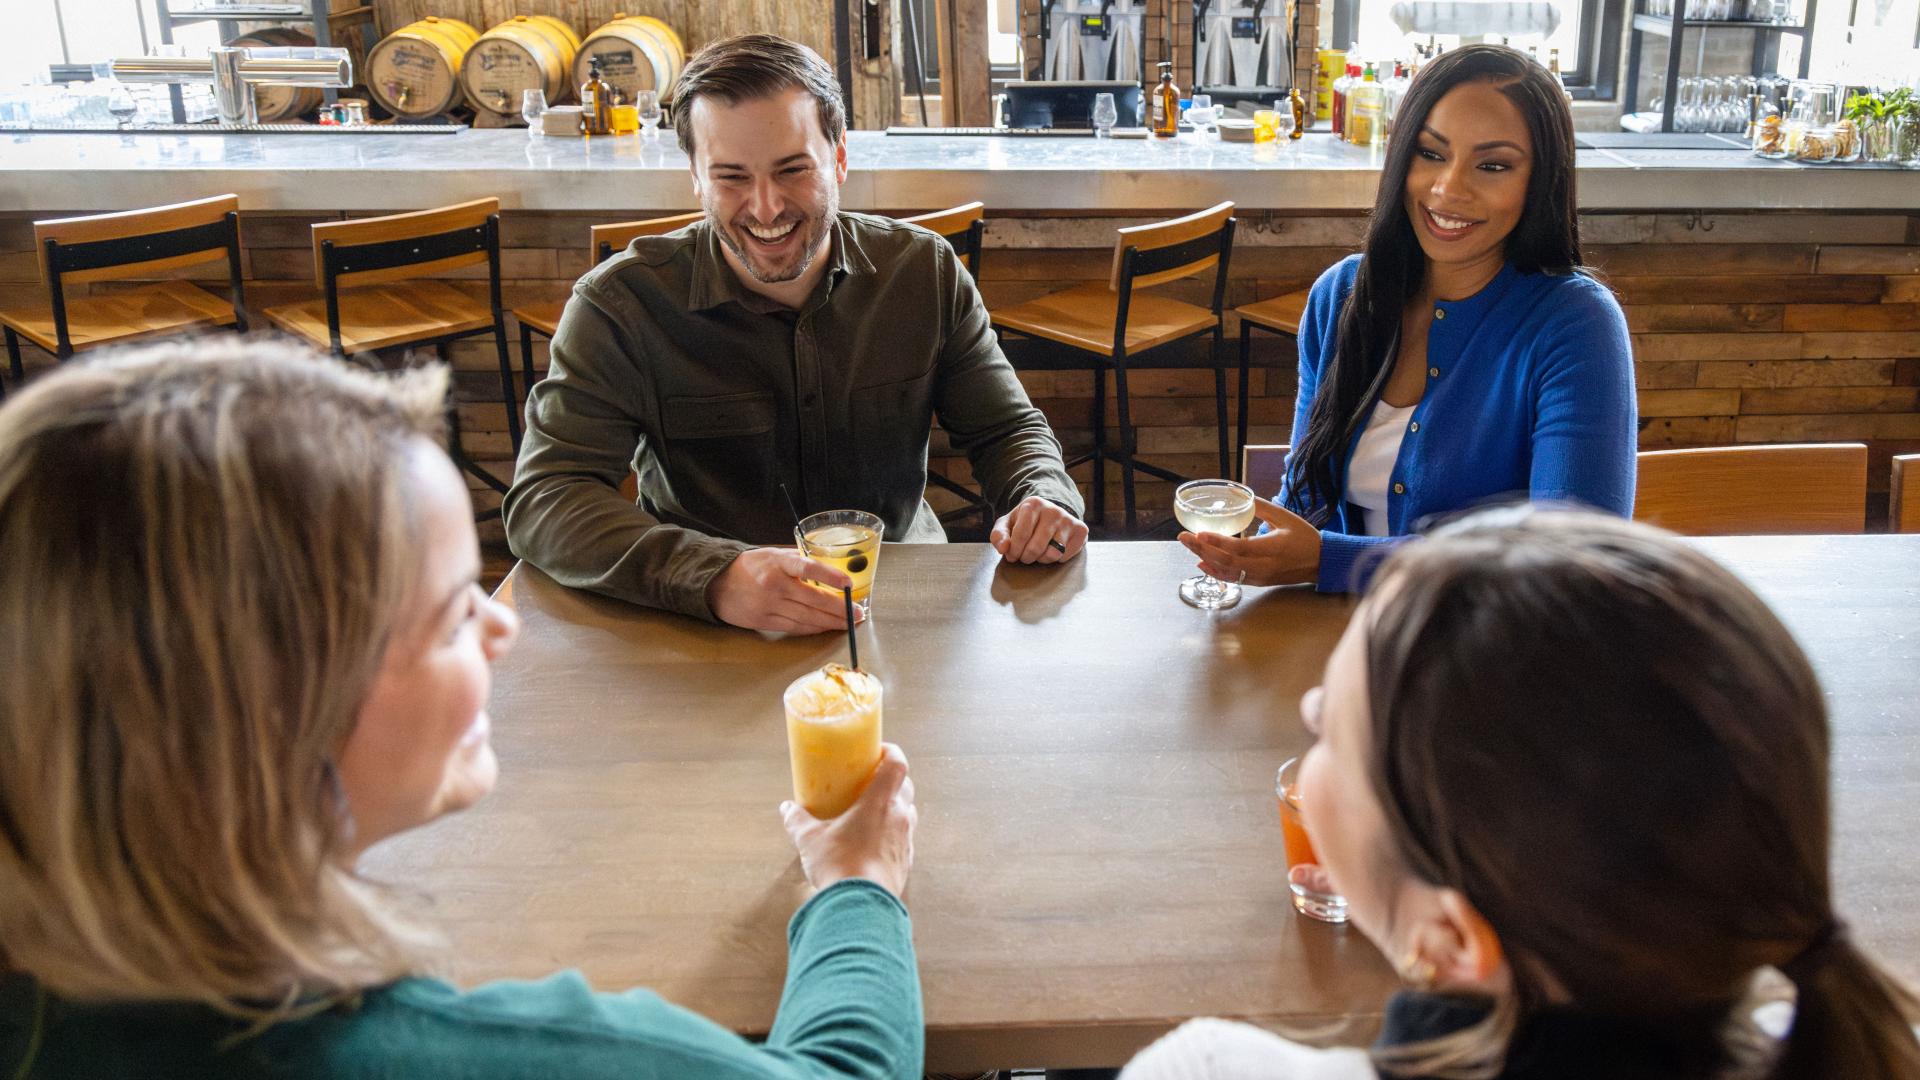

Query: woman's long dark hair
1285 46 1582 524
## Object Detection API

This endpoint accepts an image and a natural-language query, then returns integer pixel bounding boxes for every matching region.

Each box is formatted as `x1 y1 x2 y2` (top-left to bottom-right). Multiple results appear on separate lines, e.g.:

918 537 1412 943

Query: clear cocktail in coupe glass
784 664 884 819
1173 479 1256 610
796 509 884 618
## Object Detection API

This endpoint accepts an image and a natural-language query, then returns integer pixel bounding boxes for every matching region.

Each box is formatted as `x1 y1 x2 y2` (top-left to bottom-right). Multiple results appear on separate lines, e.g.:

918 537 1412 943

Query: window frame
1330 0 1625 99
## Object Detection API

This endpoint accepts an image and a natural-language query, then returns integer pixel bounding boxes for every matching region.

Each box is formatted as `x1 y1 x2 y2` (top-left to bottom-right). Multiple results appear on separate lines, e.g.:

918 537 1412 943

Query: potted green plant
1886 88 1920 164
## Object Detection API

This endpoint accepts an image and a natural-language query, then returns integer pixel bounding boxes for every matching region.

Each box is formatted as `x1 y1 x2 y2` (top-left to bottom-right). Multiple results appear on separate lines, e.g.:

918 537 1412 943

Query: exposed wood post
934 0 991 125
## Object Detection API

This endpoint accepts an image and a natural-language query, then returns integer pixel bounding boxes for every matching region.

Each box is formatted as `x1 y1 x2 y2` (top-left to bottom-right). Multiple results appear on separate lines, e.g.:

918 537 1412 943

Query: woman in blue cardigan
1182 45 1637 592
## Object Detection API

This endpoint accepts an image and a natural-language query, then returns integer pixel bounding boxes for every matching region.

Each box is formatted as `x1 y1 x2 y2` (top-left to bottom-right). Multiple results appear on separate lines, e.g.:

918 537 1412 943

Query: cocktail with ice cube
1173 479 1256 610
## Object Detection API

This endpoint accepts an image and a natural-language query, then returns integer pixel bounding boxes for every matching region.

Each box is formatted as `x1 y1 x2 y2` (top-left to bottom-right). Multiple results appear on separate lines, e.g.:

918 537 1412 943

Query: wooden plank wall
369 0 897 129
2 209 1915 537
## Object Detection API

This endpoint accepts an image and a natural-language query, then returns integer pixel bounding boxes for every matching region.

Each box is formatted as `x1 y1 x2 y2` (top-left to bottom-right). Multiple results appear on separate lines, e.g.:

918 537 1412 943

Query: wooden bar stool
991 202 1238 534
901 202 992 533
0 194 246 401
1635 443 1868 536
1231 288 1310 482
901 200 986 279
1893 454 1919 534
509 211 704 396
262 197 517 520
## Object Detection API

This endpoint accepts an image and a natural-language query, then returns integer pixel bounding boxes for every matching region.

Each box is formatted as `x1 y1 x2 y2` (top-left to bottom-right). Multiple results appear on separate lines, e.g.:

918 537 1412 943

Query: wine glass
1174 479 1257 610
521 88 547 134
634 89 662 139
1272 99 1296 143
1092 91 1118 137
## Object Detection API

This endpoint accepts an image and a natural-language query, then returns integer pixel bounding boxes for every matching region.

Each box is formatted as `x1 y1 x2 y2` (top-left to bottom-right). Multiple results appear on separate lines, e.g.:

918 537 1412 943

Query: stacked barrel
363 12 683 123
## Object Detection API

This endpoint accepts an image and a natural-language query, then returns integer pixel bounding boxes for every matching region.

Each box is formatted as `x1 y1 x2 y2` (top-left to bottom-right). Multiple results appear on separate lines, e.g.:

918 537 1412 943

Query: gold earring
1398 949 1438 990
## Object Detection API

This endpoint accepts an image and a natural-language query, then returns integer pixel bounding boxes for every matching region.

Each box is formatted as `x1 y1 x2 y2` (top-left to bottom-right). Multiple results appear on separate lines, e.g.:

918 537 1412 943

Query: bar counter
2 128 1916 212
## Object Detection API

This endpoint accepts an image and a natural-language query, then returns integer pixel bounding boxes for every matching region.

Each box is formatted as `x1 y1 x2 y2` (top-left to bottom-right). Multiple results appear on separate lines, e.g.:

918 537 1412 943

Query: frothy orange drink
784 664 883 819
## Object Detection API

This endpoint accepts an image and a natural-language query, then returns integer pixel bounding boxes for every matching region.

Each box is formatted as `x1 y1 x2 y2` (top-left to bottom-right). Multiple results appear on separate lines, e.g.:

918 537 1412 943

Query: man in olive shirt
505 34 1086 634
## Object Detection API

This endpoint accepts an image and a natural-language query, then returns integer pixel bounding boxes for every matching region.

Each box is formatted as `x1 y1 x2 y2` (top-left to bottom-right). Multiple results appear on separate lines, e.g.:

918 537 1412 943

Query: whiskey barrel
574 13 684 106
366 16 477 120
229 27 322 121
462 14 581 117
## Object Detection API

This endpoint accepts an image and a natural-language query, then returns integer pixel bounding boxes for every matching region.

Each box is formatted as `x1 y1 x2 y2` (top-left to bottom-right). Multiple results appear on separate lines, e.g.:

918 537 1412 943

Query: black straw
779 482 802 529
842 587 859 670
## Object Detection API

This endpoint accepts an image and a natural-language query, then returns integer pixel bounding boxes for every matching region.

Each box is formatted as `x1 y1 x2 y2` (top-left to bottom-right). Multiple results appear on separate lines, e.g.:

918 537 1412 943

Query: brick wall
3 207 1915 536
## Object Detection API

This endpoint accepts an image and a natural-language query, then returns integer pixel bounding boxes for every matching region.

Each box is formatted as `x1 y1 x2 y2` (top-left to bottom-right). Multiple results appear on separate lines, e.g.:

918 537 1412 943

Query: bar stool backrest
33 194 246 355
310 197 501 290
592 211 705 263
1892 454 1919 534
901 202 986 279
308 198 502 356
1240 444 1292 499
1110 201 1236 296
1635 443 1868 536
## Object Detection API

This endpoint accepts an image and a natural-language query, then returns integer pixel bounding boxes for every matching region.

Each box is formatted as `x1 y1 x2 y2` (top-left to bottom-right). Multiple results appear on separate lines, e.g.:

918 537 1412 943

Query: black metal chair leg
1091 364 1108 529
1212 321 1230 481
1237 322 1253 483
5 326 23 383
518 324 538 406
493 317 522 455
1113 350 1138 536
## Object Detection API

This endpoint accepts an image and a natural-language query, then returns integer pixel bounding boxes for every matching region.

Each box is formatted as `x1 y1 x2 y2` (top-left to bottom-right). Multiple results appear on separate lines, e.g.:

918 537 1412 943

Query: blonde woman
0 338 920 1079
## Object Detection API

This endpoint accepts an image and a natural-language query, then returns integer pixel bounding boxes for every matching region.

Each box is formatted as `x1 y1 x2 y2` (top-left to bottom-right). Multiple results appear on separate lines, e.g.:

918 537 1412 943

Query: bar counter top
3 128 1915 213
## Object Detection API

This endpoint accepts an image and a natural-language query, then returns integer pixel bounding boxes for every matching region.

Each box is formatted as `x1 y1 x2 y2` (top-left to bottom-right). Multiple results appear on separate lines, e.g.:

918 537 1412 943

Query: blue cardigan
1278 254 1637 592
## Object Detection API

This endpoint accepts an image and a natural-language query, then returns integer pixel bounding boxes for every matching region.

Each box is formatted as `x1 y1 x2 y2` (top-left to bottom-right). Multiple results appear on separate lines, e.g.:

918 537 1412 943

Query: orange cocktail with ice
784 664 883 819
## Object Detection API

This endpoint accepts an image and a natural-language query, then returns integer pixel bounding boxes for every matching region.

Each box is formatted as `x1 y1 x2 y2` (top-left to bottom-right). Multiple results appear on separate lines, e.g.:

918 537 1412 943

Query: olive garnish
846 554 869 573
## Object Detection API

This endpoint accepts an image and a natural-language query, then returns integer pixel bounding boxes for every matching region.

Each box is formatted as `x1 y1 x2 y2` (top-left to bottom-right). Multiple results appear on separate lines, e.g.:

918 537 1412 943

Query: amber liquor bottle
580 56 612 136
1151 61 1180 138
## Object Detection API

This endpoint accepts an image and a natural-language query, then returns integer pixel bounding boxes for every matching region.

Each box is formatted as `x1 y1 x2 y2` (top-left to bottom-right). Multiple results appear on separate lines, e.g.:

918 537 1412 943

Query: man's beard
708 189 838 285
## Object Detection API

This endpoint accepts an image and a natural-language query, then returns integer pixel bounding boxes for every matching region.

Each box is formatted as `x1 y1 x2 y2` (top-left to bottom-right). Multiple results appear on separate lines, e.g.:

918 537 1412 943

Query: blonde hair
0 336 450 1020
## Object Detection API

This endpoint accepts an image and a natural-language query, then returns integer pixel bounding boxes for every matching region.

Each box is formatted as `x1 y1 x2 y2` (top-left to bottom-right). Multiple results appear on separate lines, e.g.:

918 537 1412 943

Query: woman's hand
1178 497 1321 587
781 743 917 899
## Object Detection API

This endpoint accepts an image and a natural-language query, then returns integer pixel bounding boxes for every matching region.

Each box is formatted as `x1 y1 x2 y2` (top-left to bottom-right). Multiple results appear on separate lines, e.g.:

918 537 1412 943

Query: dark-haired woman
1181 46 1636 592
1130 508 1920 1080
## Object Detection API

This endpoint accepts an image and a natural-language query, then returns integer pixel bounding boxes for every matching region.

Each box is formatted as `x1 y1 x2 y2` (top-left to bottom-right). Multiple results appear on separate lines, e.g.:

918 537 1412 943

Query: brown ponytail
1773 925 1920 1080
1354 509 1920 1079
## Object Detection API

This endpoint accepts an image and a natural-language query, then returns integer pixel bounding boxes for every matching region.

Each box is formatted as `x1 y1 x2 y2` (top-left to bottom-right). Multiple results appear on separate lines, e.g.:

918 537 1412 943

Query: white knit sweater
1122 1018 1379 1080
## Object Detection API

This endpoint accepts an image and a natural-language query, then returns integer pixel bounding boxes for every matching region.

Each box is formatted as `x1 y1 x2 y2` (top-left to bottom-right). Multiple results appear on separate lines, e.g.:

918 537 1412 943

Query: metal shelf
165 4 308 21
1624 0 1818 133
1630 14 1810 35
28 122 464 134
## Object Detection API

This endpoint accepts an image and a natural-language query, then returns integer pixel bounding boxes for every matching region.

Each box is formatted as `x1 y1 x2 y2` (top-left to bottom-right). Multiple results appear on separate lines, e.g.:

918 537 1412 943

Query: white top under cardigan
1346 399 1416 537
1121 1018 1377 1080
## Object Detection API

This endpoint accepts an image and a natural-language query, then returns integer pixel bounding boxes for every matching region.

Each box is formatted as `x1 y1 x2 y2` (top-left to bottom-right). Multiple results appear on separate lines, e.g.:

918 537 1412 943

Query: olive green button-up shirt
503 211 1082 622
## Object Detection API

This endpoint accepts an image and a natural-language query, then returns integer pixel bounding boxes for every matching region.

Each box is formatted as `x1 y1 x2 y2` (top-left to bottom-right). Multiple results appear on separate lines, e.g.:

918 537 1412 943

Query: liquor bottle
1288 86 1307 139
580 56 612 136
1528 44 1541 66
1152 61 1180 138
1549 48 1566 85
1331 62 1356 138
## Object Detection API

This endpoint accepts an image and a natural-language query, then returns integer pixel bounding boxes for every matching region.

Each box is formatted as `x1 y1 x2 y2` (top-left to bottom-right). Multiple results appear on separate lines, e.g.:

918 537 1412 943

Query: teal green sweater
1 879 921 1079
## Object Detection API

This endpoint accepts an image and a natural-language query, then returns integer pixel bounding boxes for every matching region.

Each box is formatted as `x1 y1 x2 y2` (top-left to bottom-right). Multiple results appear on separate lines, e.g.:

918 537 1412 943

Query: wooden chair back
1893 454 1919 534
1110 202 1236 295
592 211 704 263
34 193 242 287
901 202 986 278
310 197 500 290
1240 443 1291 496
1635 443 1868 536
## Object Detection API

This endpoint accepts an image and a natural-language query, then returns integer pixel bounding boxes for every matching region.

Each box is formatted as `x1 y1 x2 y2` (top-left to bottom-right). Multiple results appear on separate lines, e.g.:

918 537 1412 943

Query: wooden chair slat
33 194 240 282
1108 201 1234 291
0 280 236 352
1893 454 1919 534
1236 289 1311 335
901 201 985 242
590 211 704 262
1635 443 1867 536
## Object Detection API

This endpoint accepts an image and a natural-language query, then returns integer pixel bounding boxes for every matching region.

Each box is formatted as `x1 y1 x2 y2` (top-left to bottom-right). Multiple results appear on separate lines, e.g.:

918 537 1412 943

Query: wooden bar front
359 537 1920 1072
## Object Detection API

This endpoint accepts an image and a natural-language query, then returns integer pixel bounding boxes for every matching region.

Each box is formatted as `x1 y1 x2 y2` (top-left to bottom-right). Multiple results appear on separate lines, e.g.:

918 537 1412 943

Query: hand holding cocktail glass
1178 493 1322 588
782 741 916 899
708 547 860 633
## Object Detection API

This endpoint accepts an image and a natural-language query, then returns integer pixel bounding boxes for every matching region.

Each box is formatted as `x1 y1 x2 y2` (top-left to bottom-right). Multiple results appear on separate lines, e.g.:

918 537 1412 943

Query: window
1331 0 1623 98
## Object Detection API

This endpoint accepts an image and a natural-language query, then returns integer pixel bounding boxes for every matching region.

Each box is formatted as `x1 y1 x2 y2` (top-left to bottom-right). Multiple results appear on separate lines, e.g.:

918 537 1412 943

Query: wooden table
362 537 1920 1072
